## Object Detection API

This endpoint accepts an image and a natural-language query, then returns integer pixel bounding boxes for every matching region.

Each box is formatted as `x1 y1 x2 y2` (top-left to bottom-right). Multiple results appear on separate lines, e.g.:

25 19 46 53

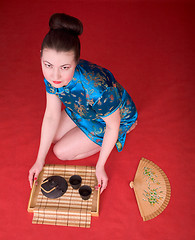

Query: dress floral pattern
44 59 137 151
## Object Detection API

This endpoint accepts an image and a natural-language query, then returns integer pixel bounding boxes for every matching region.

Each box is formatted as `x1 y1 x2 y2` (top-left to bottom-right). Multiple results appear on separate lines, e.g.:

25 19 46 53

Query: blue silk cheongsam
44 59 137 151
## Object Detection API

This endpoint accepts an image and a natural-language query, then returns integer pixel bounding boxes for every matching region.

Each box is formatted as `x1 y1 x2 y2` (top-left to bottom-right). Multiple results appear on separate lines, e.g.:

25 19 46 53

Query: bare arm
96 108 121 193
28 92 61 187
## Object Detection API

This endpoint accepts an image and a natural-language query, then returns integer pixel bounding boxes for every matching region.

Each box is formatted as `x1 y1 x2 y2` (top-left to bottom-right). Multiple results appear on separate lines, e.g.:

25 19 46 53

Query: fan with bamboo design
130 158 171 221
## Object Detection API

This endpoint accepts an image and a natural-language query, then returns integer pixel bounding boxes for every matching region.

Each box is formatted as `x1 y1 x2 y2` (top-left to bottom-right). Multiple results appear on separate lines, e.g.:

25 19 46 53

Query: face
41 48 77 88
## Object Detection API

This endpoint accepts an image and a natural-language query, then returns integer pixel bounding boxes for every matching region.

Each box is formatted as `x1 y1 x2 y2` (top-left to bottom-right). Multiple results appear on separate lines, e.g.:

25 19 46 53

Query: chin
51 82 64 87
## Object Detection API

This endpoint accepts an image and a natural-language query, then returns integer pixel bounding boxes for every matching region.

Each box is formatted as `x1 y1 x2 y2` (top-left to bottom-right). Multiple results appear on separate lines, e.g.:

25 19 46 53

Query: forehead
42 48 75 65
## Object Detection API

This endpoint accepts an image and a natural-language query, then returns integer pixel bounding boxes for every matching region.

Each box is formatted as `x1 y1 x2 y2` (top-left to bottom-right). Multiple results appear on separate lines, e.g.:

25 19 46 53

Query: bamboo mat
29 165 98 228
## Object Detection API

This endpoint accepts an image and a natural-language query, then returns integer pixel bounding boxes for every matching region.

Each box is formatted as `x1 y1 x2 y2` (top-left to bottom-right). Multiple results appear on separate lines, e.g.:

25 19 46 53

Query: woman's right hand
28 161 44 188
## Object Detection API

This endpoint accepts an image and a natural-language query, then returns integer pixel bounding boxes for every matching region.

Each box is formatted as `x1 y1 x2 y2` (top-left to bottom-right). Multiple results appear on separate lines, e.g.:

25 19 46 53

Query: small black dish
79 185 92 200
41 175 68 199
69 175 82 189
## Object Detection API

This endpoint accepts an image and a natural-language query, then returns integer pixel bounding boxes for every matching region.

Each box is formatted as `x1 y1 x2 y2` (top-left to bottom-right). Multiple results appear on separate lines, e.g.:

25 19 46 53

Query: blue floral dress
44 59 137 151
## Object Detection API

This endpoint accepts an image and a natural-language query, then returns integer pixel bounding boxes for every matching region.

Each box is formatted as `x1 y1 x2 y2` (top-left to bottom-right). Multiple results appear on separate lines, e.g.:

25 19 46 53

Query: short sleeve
92 87 121 117
44 78 56 94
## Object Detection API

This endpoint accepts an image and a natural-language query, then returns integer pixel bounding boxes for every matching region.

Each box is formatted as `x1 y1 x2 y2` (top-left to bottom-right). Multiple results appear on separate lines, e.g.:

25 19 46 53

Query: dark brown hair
41 13 83 62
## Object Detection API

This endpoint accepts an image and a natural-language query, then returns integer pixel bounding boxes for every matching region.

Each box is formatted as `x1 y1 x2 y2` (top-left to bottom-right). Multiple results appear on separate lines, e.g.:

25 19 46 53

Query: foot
127 121 137 134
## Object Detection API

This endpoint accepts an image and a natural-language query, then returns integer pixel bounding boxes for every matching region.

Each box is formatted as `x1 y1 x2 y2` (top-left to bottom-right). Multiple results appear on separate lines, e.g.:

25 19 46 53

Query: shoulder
77 59 111 76
76 59 116 90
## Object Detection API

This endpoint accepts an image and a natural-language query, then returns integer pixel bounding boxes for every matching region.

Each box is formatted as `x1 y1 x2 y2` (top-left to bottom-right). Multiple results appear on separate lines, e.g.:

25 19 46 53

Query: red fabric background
0 0 194 239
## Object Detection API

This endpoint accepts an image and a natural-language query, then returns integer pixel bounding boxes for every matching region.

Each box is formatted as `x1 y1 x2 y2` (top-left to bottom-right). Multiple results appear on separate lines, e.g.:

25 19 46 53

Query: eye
61 66 70 70
44 63 52 68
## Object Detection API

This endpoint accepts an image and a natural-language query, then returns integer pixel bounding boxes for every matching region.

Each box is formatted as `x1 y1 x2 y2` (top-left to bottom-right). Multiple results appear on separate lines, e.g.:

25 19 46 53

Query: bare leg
53 110 77 143
53 110 136 160
53 127 101 160
127 120 138 134
52 110 100 160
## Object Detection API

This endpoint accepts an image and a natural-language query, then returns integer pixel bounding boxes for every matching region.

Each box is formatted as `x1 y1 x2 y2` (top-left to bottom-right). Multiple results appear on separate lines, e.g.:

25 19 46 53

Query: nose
52 68 61 81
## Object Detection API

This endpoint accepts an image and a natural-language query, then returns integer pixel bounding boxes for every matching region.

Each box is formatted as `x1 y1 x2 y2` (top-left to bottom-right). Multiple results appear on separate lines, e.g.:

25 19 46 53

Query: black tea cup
69 175 82 189
79 185 92 200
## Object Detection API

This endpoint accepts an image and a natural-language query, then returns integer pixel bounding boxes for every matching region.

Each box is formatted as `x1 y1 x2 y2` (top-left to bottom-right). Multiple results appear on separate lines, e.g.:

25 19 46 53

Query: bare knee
53 143 74 160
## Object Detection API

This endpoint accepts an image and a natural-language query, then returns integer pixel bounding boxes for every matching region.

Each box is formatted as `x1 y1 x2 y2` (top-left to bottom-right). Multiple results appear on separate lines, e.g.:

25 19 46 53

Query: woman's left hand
95 165 108 194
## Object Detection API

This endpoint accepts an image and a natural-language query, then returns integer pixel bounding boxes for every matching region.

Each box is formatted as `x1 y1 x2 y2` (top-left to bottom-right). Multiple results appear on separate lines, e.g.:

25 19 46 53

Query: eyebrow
43 61 71 67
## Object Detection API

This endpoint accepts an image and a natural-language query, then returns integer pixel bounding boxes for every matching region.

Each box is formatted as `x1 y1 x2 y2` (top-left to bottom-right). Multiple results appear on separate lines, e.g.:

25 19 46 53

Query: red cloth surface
0 0 194 239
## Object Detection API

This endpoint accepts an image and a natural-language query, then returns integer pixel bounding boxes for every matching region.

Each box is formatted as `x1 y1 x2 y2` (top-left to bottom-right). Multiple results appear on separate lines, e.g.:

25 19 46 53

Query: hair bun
49 13 83 36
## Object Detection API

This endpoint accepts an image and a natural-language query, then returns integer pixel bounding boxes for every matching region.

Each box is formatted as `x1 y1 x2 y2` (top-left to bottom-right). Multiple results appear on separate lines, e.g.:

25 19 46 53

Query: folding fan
130 158 171 221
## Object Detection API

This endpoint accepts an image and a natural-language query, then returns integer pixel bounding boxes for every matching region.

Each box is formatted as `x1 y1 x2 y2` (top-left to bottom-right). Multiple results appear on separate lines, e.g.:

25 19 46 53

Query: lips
53 81 62 84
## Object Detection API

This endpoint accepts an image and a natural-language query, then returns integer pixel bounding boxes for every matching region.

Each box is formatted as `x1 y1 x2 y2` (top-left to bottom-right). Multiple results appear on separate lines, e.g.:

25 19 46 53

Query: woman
28 13 137 193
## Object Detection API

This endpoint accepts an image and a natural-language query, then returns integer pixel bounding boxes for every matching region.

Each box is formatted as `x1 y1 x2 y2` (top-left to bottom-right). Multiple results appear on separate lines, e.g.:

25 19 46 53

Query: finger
34 172 40 186
100 179 108 194
100 185 106 194
28 171 34 188
95 183 101 191
94 177 102 191
96 177 102 188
